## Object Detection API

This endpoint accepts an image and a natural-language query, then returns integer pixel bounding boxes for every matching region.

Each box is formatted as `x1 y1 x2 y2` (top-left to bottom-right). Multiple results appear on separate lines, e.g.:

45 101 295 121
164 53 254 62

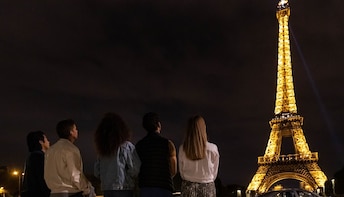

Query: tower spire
274 0 297 115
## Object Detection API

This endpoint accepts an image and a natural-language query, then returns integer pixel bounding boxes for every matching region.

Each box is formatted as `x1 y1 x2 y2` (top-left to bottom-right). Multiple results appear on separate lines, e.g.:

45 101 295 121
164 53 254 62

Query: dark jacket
21 150 50 197
136 131 174 192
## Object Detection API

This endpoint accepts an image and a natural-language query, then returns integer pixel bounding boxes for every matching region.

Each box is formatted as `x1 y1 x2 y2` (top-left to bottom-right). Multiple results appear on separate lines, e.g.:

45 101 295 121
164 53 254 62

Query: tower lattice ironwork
246 0 327 194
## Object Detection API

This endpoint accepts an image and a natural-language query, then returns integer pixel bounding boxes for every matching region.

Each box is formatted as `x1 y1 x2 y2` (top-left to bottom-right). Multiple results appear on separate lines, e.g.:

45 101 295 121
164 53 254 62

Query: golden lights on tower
274 0 297 115
246 0 327 194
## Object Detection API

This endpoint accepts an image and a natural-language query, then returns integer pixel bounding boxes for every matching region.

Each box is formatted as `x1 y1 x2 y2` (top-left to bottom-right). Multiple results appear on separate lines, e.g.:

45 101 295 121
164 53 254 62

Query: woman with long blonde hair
178 115 219 197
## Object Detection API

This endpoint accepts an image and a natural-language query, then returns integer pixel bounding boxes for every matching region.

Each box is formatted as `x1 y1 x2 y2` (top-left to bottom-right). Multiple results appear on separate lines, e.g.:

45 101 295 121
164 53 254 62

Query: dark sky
0 0 344 186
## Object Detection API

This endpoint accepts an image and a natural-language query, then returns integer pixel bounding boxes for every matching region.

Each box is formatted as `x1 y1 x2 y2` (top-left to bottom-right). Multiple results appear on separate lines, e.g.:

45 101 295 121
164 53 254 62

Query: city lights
12 170 22 197
0 187 5 197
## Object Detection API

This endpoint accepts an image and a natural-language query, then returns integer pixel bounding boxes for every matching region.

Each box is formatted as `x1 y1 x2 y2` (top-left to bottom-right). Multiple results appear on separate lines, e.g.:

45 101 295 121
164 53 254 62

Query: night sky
1 0 344 187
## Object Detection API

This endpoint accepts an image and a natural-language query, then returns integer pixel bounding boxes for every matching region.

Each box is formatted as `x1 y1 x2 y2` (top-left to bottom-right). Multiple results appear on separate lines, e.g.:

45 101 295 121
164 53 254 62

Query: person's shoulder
58 139 80 152
125 141 134 146
30 151 45 158
121 141 135 150
159 133 171 142
55 138 70 146
167 139 175 147
31 150 44 154
135 137 146 150
207 142 218 151
167 139 176 148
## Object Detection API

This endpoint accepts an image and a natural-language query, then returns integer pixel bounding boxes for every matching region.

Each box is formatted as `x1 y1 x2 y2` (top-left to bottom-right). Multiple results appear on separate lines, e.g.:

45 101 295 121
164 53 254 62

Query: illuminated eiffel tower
246 0 327 195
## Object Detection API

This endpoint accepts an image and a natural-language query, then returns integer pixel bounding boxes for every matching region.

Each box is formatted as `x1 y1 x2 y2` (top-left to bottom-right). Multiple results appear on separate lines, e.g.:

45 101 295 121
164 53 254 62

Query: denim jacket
94 141 141 191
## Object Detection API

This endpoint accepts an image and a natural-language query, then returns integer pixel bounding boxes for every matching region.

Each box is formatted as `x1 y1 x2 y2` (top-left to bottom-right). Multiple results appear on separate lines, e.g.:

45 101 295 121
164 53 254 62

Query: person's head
94 112 131 156
26 130 50 153
56 119 78 142
183 115 208 160
142 112 161 133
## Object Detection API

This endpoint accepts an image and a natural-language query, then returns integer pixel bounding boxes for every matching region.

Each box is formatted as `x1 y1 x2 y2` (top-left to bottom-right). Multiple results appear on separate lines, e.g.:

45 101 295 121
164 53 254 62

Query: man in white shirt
44 119 95 197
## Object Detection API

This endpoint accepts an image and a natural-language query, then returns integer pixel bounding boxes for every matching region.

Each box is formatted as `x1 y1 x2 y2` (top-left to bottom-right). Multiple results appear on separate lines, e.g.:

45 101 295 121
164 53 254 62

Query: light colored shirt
178 142 219 183
44 139 90 194
94 141 141 191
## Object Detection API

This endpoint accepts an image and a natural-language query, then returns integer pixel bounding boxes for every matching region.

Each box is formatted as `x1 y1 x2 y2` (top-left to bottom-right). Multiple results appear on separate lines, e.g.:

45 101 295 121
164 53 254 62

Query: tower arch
262 172 318 192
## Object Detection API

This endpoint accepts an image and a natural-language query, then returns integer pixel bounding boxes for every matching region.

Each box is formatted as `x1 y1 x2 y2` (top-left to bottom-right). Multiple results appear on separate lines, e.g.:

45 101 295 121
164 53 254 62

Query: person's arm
65 149 90 195
126 143 141 178
178 146 184 179
212 145 220 180
168 140 177 177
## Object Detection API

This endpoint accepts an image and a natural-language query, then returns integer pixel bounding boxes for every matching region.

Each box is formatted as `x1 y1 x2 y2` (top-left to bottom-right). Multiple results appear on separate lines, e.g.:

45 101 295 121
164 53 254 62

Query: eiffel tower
246 0 327 195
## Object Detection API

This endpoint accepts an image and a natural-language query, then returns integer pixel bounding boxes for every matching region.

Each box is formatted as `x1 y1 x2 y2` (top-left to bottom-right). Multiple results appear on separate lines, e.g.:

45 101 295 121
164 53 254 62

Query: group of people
22 119 95 197
21 112 220 197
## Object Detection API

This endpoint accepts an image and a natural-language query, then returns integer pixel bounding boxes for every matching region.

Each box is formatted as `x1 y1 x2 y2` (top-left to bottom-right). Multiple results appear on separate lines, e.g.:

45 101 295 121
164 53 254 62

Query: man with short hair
21 130 51 197
44 119 95 197
136 112 177 197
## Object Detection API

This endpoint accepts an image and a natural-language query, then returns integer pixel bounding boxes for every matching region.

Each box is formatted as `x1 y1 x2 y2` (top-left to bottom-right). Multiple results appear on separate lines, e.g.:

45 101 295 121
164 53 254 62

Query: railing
258 152 318 164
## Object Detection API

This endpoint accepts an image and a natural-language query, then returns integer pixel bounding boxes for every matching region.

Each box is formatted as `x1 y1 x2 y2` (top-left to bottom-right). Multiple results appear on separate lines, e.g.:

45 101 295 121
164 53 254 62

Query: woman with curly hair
94 113 141 197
